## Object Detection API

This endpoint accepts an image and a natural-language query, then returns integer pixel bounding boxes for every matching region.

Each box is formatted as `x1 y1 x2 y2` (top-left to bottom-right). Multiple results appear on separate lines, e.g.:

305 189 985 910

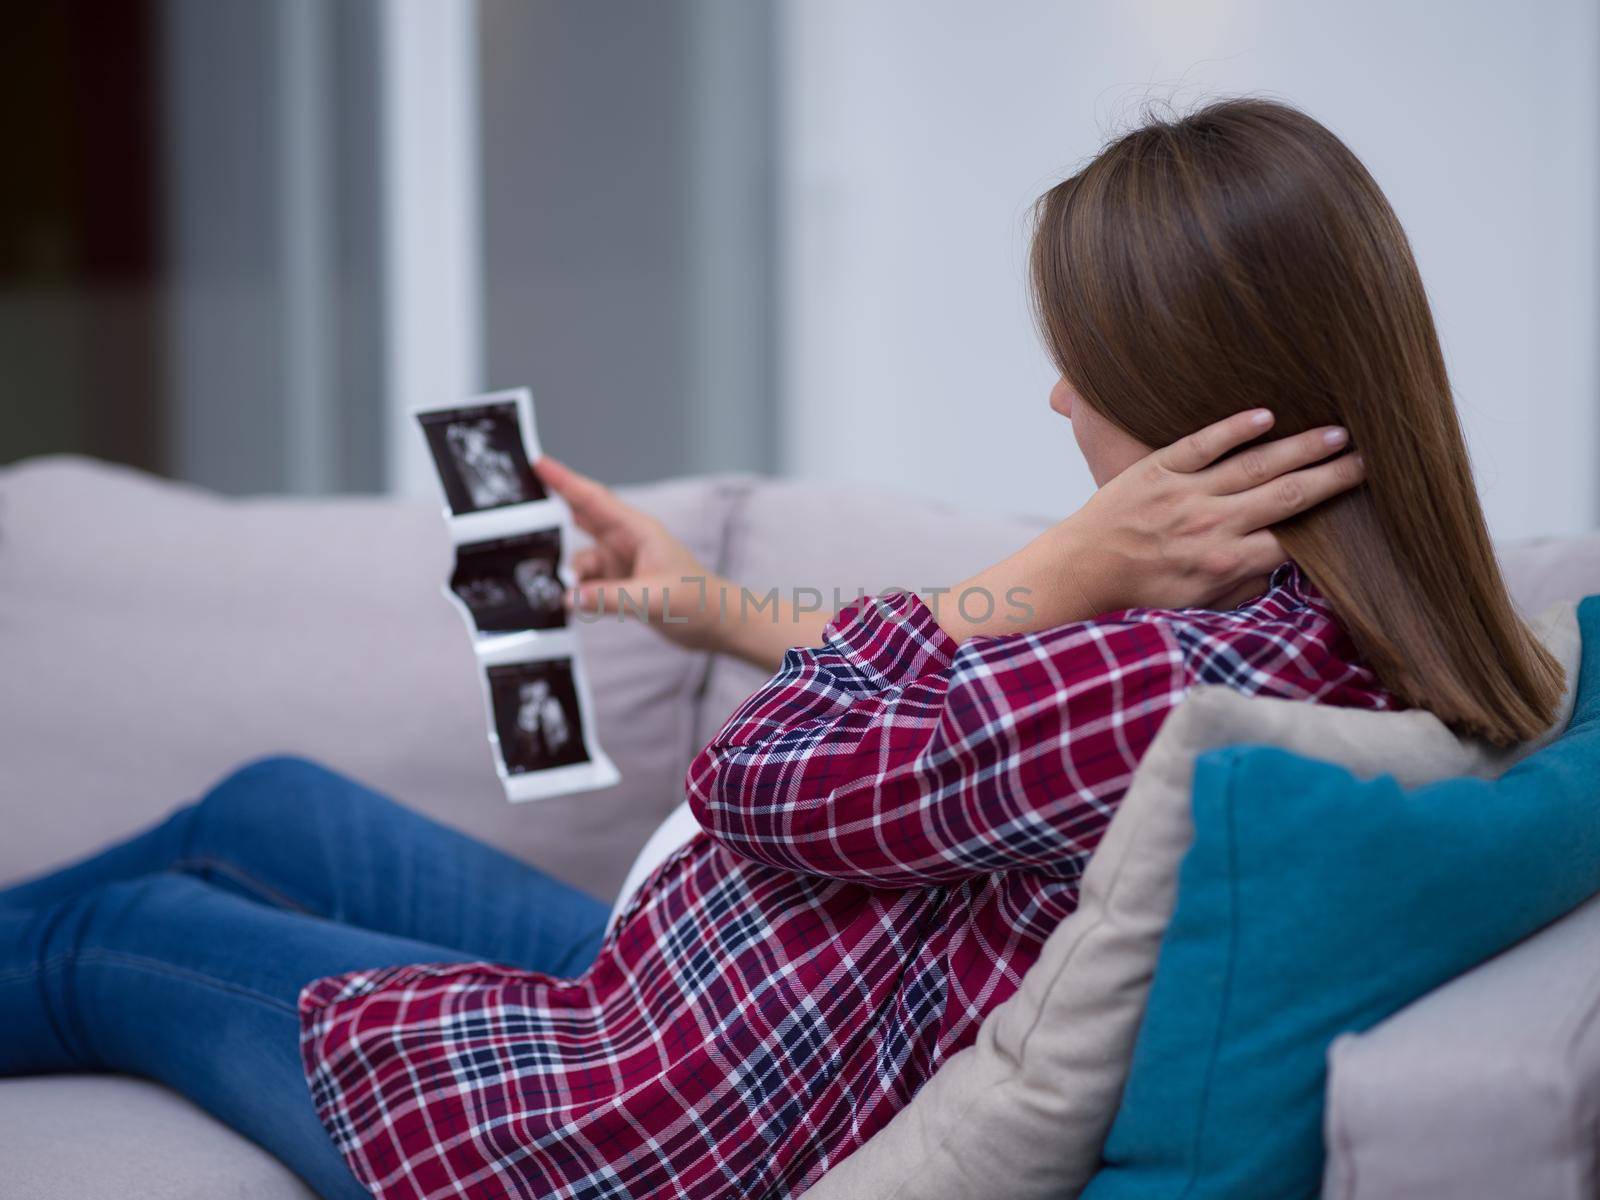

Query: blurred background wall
2 0 1596 541
779 0 1600 539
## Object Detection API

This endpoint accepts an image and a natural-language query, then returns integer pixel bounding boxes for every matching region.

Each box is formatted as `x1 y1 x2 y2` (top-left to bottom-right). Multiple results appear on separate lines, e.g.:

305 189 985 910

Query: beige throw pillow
802 604 1580 1200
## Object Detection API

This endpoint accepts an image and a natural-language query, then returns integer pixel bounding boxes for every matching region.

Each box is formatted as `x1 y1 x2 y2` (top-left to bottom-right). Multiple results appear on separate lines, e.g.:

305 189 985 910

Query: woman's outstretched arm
535 456 832 672
536 410 1363 672
540 412 1363 678
684 592 1186 886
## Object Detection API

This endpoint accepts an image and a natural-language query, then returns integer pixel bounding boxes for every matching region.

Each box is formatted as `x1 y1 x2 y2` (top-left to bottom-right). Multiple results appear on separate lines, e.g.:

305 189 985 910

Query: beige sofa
3 455 1599 1198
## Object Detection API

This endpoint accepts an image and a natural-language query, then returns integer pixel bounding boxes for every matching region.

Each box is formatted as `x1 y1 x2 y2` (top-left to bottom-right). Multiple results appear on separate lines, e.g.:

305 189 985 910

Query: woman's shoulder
1097 562 1393 709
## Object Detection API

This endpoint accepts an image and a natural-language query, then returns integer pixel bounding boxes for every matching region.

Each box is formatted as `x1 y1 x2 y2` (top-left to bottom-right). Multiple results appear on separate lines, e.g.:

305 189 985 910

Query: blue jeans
0 756 610 1200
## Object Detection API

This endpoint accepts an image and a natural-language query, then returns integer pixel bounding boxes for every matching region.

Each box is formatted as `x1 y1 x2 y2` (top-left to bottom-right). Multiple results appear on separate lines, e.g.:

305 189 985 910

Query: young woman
0 100 1560 1200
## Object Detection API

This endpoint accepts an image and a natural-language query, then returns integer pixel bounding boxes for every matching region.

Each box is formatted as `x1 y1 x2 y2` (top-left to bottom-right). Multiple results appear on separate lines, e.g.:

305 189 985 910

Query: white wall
778 0 1600 540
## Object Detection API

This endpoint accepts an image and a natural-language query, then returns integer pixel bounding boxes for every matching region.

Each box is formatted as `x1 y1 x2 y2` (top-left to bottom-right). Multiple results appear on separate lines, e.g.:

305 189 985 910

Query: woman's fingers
1157 408 1275 473
569 579 665 621
534 456 636 539
1205 425 1350 495
570 581 625 615
1232 452 1365 531
569 545 607 582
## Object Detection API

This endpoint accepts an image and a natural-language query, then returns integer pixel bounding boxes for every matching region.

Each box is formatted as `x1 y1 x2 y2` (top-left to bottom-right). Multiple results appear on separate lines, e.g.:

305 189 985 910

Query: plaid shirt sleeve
685 590 1190 887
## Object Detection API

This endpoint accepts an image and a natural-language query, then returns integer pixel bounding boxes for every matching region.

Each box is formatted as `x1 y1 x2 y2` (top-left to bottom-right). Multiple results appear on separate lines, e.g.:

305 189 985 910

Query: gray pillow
803 604 1579 1200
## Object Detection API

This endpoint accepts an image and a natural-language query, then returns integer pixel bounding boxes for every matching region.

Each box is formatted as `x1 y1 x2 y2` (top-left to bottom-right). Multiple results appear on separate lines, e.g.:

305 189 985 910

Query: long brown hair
1030 98 1562 745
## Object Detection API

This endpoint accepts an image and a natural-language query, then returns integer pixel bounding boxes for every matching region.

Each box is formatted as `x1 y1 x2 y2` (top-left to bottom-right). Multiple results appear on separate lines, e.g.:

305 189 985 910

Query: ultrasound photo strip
415 387 620 802
448 527 569 637
415 388 559 543
478 635 619 803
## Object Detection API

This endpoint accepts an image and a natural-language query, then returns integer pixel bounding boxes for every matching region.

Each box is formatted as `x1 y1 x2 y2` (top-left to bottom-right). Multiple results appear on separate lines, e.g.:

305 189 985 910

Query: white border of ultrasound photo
476 632 620 802
413 388 566 544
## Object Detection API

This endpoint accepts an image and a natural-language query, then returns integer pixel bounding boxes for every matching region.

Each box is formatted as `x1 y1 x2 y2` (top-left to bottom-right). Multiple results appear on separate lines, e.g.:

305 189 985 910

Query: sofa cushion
1322 889 1600 1199
802 603 1579 1200
1082 596 1600 1200
0 1075 316 1199
0 456 735 901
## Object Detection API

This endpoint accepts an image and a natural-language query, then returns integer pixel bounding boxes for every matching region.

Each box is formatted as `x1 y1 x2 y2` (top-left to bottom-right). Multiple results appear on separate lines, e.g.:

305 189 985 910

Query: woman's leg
0 872 477 1200
2 756 608 976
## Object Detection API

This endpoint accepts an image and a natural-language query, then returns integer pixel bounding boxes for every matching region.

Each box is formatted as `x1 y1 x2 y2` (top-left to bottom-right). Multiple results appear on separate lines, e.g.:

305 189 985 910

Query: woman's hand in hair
939 410 1364 641
1075 408 1365 609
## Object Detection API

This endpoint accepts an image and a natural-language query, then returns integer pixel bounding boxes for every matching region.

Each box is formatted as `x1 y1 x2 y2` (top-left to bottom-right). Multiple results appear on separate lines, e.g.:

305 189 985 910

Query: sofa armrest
1322 892 1600 1200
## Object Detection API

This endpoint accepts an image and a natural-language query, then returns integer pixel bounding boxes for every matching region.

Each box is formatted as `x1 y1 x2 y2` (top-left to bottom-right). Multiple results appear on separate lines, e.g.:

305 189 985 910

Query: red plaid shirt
299 563 1392 1199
